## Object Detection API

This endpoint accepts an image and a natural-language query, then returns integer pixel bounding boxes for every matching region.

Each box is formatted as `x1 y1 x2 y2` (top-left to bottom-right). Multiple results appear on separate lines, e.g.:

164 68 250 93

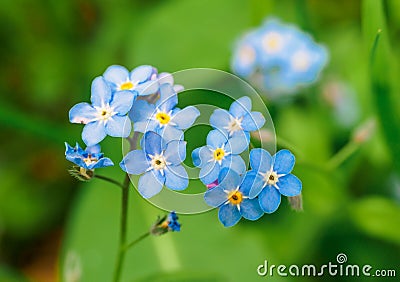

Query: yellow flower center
119 81 134 91
228 190 243 205
213 148 225 161
155 112 171 125
262 32 283 53
83 154 98 165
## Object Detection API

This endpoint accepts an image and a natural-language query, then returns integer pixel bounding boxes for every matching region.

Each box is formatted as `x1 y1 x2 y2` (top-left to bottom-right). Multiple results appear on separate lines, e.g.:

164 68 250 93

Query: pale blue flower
204 168 264 227
192 129 248 185
129 83 199 142
120 131 189 198
247 149 302 213
65 142 113 169
69 77 134 146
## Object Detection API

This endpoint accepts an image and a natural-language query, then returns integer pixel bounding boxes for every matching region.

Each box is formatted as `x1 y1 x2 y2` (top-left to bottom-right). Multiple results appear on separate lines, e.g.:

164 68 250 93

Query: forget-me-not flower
210 96 265 140
65 142 113 169
204 168 264 227
69 77 134 146
247 149 302 213
103 65 159 96
120 131 189 198
192 129 248 185
129 83 199 142
231 18 328 95
151 71 184 93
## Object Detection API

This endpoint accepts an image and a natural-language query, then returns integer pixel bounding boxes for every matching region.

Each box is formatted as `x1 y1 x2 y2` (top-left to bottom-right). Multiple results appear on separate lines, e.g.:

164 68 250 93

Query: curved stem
327 141 359 170
94 174 124 189
123 232 150 251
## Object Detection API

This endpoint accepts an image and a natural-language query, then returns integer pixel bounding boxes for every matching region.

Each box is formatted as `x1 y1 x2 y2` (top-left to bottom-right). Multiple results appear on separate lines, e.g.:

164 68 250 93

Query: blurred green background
0 0 399 281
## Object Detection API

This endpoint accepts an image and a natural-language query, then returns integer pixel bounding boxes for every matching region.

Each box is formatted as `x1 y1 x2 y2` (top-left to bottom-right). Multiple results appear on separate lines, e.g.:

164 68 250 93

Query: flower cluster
195 97 302 227
231 18 328 95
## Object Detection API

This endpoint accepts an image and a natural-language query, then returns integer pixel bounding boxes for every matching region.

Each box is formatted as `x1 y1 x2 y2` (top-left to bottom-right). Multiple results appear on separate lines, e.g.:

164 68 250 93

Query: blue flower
65 142 114 169
204 168 264 227
231 18 328 95
191 129 248 185
210 96 265 139
247 149 302 213
103 65 159 96
167 211 181 232
69 77 135 146
129 83 200 142
151 72 184 93
120 131 189 198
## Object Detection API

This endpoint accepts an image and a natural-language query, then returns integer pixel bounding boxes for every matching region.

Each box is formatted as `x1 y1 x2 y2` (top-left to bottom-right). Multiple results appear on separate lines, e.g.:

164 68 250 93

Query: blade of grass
363 0 400 174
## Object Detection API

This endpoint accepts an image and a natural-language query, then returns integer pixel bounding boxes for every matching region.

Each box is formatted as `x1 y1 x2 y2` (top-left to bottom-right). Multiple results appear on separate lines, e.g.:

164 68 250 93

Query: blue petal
206 129 227 149
138 171 164 198
69 102 97 124
199 161 220 185
135 80 159 96
204 186 228 207
273 149 295 175
240 171 263 197
241 112 266 131
197 146 213 166
89 157 114 169
248 174 265 199
218 204 241 227
119 150 149 174
209 109 231 130
240 198 264 220
250 148 272 174
85 144 101 154
157 83 177 110
171 106 200 130
90 77 112 107
133 120 157 133
221 155 246 175
68 157 87 168
277 174 302 196
191 147 202 167
103 65 129 85
130 65 153 83
229 96 252 118
129 100 155 122
105 115 131 137
258 186 281 213
110 91 135 115
218 167 241 191
164 140 186 165
158 125 184 142
164 165 189 190
64 142 76 155
225 135 249 154
143 131 163 155
82 121 106 146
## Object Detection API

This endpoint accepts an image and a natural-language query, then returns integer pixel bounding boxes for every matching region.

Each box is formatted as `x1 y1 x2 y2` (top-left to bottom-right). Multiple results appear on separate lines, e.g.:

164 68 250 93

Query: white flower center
291 50 311 72
95 104 116 124
224 116 243 136
147 153 170 176
260 167 282 189
239 44 256 65
262 32 283 53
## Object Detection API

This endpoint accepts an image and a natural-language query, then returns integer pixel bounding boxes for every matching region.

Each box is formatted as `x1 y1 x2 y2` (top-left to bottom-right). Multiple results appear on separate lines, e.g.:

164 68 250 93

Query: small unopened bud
288 194 303 211
352 118 376 144
68 166 93 181
150 212 181 236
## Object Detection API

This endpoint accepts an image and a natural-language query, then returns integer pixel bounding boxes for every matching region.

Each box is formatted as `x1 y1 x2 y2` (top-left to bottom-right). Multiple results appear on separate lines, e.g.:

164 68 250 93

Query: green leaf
349 197 400 245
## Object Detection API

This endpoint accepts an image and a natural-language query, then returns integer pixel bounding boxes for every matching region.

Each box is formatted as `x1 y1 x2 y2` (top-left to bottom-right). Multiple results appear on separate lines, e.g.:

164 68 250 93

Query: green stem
112 173 131 282
94 174 124 189
123 232 150 251
327 141 359 170
112 132 139 282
